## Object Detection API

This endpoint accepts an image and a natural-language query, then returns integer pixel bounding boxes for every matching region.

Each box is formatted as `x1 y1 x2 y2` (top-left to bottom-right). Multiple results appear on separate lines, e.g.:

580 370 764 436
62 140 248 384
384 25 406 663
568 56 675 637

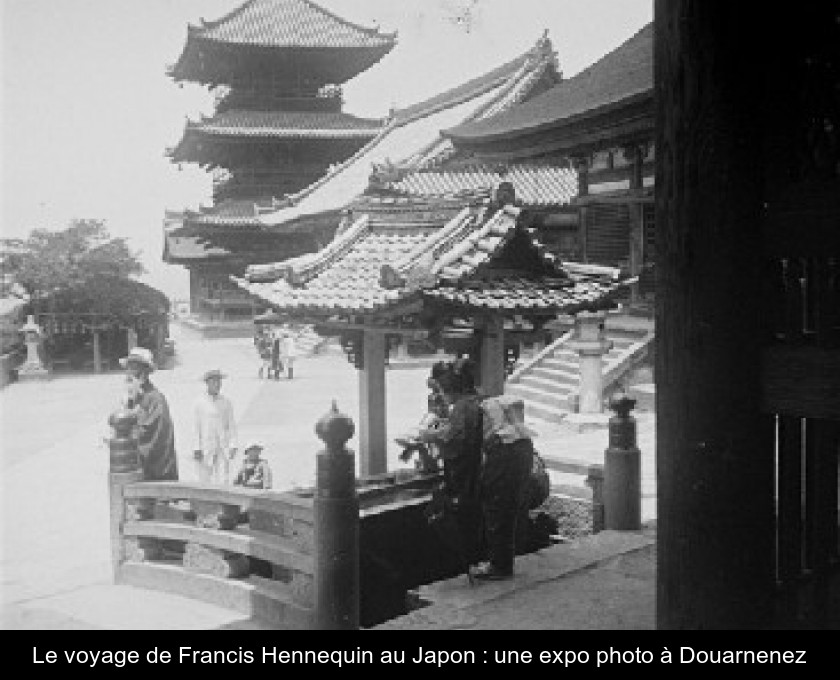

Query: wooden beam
358 330 388 477
655 0 776 629
477 316 505 397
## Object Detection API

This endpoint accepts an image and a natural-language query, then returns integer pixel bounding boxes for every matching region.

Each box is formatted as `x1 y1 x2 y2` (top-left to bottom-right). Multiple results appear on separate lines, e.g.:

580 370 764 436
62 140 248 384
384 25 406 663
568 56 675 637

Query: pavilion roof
380 164 578 207
235 204 626 319
256 34 560 230
444 23 653 148
169 110 383 164
169 0 396 85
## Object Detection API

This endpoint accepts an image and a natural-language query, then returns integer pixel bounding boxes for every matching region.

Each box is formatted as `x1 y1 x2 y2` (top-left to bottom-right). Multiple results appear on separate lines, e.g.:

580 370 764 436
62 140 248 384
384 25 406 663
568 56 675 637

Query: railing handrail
123 481 313 516
542 455 603 478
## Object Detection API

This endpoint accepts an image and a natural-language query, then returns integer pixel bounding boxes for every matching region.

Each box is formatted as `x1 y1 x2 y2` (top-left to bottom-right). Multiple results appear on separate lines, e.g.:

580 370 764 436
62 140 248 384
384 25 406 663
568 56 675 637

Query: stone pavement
0 322 656 629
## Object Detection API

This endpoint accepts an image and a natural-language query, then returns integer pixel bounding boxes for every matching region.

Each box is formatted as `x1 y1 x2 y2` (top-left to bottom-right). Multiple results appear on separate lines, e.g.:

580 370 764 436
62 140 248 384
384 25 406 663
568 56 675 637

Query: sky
1 0 652 299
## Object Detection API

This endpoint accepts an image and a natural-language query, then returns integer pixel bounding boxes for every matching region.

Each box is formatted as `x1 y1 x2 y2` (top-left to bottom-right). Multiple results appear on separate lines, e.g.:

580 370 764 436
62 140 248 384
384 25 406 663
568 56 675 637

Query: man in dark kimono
120 347 178 481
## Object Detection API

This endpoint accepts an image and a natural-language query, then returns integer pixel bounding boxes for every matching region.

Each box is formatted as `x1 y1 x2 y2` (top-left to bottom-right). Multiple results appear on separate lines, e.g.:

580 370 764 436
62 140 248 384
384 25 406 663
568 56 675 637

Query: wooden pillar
478 316 505 397
92 329 102 374
358 330 387 477
573 156 590 262
624 144 645 303
655 1 775 628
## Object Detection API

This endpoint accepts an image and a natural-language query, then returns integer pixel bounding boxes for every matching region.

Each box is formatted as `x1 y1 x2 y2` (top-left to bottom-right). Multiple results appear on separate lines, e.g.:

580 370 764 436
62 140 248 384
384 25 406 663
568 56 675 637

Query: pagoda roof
169 0 396 86
180 199 273 229
257 34 560 230
169 110 384 164
444 23 653 152
236 204 627 319
381 164 577 207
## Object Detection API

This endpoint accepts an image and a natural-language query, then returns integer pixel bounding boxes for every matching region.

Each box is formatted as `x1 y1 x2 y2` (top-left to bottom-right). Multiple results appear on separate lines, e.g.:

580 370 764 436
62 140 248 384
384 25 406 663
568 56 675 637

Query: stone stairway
506 317 654 425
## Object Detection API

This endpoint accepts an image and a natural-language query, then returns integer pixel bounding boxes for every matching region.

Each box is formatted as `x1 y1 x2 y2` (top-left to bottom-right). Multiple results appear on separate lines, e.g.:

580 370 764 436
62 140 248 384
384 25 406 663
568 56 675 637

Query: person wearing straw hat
193 369 238 484
120 347 178 481
233 441 273 490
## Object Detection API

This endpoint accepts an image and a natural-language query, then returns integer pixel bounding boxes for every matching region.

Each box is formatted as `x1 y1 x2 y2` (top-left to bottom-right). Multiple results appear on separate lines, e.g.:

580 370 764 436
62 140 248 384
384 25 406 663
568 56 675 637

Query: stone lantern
17 315 49 381
566 310 613 413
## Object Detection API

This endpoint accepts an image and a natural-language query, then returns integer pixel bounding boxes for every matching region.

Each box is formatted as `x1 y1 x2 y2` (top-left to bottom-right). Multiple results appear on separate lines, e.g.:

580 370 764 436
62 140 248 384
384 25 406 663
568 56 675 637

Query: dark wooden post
573 156 590 262
624 144 645 304
603 393 641 530
358 330 388 476
655 2 776 628
313 401 360 630
107 407 144 581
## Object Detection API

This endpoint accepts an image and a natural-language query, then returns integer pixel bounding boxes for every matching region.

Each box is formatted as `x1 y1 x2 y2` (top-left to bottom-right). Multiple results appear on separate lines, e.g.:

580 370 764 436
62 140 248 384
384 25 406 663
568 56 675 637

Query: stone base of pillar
17 364 50 382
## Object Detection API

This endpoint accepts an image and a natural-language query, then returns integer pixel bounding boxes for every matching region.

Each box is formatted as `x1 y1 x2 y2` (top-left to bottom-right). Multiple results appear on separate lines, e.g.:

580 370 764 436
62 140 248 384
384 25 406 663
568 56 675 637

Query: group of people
118 347 272 490
256 327 296 381
415 358 536 582
118 345 530 580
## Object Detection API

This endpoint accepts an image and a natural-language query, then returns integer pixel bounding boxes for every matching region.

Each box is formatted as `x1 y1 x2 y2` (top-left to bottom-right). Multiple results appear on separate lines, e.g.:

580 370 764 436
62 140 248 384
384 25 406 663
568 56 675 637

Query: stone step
520 373 577 393
521 399 570 426
506 383 572 411
529 364 578 384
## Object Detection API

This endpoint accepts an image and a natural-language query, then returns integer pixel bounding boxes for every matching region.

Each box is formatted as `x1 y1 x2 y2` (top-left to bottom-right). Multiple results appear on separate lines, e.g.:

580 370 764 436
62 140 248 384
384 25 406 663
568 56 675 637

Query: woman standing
419 359 484 566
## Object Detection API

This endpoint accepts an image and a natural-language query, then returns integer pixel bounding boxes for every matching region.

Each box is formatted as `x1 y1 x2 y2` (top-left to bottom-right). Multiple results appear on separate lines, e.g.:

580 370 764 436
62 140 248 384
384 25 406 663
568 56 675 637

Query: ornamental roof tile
236 205 628 317
192 0 395 49
445 23 653 144
385 164 577 206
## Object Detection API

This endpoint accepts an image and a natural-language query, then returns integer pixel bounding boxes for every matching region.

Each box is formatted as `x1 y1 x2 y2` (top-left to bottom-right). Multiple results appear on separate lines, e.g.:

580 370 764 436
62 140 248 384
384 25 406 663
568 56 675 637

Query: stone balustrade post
107 407 144 580
603 392 642 530
313 401 360 630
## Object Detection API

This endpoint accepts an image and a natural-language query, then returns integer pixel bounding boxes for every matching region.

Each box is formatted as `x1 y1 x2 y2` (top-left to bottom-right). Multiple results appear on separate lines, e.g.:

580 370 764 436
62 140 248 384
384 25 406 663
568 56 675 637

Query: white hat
243 441 264 455
120 347 156 372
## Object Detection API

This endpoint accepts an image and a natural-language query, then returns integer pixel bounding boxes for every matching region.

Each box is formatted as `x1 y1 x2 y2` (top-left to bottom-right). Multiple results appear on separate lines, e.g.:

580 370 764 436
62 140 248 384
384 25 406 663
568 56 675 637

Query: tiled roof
445 23 653 143
385 164 577 206
425 277 620 312
238 214 431 313
192 0 395 49
182 199 274 228
185 110 383 139
258 34 559 228
236 205 627 317
169 0 396 86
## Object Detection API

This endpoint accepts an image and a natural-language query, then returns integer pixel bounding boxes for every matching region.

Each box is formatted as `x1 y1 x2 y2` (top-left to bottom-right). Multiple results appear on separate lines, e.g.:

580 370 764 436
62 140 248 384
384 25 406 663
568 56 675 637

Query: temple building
444 23 655 303
163 0 396 323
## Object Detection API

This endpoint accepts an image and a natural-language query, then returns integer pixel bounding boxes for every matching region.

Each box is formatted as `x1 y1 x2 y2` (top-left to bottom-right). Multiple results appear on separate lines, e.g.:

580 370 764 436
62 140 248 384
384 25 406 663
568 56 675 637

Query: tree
1 219 145 310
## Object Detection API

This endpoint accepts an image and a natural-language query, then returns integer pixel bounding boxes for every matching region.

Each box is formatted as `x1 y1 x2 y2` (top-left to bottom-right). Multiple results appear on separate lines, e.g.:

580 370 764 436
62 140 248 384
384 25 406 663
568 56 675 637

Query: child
233 441 273 489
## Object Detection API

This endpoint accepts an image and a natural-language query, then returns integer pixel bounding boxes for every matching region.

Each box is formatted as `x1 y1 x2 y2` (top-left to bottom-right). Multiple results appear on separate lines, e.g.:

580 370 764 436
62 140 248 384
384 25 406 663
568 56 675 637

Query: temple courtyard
0 321 655 629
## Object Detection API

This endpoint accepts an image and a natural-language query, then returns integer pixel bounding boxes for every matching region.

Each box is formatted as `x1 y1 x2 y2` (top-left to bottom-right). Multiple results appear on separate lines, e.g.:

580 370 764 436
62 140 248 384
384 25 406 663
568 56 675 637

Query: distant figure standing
281 332 297 379
194 369 238 484
233 441 273 489
120 347 178 481
257 331 272 379
270 330 284 380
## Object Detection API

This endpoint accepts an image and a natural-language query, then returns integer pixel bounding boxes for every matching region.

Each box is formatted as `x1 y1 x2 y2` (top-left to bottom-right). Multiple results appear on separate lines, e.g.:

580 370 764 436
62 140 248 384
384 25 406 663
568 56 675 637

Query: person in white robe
193 369 238 484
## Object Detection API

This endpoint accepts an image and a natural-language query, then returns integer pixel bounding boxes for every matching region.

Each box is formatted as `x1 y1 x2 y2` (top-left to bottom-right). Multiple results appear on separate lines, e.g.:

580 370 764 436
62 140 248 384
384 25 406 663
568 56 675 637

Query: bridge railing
108 401 362 630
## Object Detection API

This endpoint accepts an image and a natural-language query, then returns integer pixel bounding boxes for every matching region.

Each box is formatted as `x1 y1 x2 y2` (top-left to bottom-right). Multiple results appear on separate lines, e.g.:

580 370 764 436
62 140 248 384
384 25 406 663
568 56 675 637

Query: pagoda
164 0 396 323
